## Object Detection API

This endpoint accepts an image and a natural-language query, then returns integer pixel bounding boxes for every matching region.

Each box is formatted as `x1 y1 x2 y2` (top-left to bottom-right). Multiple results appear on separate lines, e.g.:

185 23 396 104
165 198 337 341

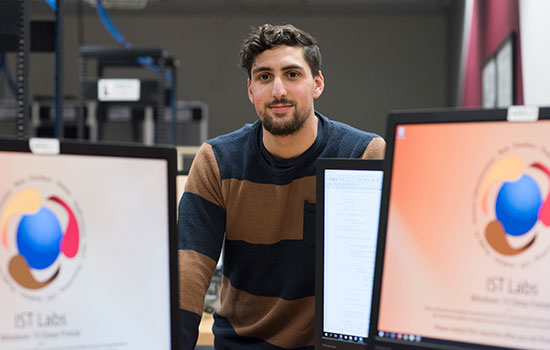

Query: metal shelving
78 46 179 145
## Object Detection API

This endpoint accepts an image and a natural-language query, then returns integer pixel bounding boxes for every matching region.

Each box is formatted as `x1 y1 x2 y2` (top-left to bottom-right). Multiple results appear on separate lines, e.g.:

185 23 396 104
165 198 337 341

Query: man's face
247 45 324 136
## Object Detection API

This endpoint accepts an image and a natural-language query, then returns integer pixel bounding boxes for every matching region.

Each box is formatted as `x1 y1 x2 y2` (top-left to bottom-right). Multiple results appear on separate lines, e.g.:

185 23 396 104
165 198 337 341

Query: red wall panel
462 0 523 107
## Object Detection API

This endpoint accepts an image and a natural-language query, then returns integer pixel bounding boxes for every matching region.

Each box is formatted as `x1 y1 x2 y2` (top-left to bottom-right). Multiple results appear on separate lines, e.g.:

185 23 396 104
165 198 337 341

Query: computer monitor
371 107 550 350
316 158 384 349
0 138 178 349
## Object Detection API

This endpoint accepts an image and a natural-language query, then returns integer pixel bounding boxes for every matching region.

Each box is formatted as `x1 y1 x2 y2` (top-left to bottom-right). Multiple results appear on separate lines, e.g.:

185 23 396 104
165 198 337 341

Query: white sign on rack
98 79 141 102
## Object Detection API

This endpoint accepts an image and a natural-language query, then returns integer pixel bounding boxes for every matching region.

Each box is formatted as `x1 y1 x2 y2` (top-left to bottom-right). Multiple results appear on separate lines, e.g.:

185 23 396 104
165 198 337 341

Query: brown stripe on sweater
217 276 315 348
184 143 225 208
221 176 316 244
361 136 386 159
178 249 217 315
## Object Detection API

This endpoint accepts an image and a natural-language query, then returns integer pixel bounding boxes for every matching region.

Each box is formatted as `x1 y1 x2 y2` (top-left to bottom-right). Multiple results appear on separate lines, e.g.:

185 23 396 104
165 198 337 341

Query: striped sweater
177 112 385 349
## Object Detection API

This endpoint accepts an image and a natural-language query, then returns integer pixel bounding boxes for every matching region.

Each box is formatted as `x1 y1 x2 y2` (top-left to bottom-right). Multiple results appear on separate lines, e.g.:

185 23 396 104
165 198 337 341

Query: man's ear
313 71 325 99
247 78 254 104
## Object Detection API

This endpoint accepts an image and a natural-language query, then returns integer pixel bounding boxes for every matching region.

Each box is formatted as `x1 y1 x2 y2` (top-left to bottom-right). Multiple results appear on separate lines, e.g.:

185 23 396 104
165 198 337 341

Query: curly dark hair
239 24 322 78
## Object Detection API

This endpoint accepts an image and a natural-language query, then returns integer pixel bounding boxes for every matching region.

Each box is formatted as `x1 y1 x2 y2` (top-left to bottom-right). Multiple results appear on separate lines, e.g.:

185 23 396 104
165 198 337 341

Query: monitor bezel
315 158 385 350
370 107 550 350
0 137 179 350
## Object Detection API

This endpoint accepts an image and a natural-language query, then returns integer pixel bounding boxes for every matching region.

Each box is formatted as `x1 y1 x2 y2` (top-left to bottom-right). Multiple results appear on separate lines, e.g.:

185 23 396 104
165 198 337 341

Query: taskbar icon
324 332 365 343
378 330 422 343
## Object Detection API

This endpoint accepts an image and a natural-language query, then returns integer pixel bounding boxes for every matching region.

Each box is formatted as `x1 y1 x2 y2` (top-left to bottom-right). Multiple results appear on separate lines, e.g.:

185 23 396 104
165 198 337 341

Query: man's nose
271 76 287 99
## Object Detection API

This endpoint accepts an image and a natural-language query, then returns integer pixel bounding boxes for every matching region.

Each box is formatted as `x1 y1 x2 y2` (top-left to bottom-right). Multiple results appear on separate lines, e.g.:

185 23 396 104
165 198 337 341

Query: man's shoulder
319 113 383 159
200 121 260 178
325 116 379 140
207 121 259 149
321 115 380 144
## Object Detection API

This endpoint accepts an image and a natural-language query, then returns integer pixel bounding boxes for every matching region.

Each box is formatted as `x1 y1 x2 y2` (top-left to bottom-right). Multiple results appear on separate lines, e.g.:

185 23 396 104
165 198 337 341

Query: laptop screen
0 139 178 350
316 159 384 349
373 108 550 350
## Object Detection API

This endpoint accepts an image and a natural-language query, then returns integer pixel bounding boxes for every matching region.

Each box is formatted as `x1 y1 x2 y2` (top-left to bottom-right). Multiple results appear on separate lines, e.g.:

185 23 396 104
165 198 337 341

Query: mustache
266 98 295 107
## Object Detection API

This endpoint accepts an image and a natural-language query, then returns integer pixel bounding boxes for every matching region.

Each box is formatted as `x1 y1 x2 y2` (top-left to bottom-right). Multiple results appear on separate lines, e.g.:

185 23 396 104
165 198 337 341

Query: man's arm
177 143 226 348
361 136 386 160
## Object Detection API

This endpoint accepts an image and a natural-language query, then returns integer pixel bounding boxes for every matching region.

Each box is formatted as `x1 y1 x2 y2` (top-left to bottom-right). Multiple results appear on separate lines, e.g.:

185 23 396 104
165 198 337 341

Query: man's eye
259 74 270 81
288 72 299 78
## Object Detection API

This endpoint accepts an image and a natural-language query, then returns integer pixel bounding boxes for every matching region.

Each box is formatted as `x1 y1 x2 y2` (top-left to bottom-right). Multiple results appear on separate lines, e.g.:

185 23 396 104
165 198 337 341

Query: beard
259 98 310 136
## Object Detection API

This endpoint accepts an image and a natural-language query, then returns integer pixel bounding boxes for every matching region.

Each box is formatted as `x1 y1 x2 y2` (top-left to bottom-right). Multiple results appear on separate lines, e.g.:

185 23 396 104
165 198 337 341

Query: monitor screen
0 138 178 350
316 159 384 349
372 107 550 350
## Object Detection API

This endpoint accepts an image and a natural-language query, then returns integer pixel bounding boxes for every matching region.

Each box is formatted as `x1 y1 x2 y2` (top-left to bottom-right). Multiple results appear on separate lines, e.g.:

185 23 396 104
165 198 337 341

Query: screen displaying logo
479 155 550 257
1 188 81 291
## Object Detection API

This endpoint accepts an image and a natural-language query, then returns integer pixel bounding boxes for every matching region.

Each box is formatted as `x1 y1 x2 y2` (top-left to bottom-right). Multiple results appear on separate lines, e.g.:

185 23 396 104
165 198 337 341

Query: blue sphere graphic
495 174 542 236
16 207 63 269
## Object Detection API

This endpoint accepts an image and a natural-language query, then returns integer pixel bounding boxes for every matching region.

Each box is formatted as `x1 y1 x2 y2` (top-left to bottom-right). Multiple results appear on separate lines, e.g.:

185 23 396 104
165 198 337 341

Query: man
178 23 385 349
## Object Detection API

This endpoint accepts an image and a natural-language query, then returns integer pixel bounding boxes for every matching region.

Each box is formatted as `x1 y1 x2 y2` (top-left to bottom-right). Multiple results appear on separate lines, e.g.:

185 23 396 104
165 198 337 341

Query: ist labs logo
478 155 550 257
1 188 81 291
